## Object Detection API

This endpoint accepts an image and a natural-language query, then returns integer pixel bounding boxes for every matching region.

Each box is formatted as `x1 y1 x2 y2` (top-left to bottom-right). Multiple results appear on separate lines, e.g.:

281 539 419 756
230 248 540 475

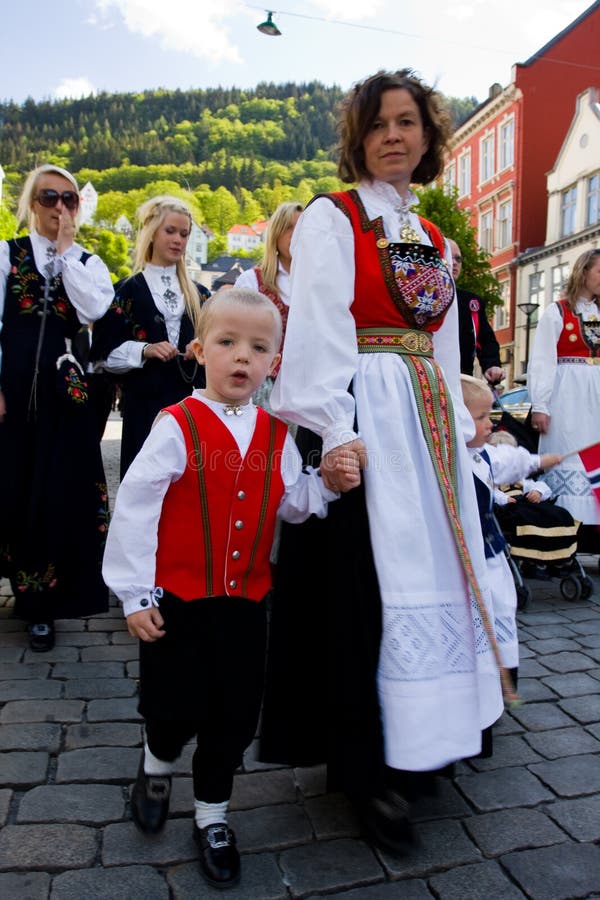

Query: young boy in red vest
103 287 358 888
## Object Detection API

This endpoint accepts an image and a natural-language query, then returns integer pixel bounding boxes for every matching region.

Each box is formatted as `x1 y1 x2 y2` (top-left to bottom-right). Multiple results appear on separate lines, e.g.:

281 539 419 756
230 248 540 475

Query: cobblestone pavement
1 412 600 899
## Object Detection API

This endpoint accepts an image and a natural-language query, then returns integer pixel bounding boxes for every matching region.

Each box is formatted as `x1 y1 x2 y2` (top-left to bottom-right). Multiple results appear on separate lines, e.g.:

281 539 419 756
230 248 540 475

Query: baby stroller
491 389 594 607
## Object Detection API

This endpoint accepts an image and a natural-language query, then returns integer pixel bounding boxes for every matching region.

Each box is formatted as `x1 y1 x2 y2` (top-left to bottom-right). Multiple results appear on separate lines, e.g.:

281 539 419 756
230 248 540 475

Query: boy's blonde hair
460 374 493 409
197 287 283 349
488 430 517 448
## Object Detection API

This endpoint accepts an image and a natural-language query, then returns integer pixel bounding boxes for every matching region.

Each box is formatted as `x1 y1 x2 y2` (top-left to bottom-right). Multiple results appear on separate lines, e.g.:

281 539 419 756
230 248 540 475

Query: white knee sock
194 799 229 829
143 741 174 776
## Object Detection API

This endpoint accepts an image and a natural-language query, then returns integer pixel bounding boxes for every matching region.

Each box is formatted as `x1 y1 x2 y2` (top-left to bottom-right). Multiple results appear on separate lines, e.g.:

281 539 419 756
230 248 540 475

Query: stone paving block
63 676 137 699
86 697 141 721
0 789 11 826
539 650 598 672
576 633 600 648
59 632 110 647
529 753 600 797
502 842 600 900
468 734 543 770
0 872 51 899
0 824 98 870
541 671 600 697
545 794 600 841
304 792 360 840
516 643 534 658
454 767 553 811
0 698 84 724
518 611 571 626
493 712 524 735
429 859 527 899
113 631 138 645
517 658 554 678
567 619 600 635
378 818 481 878
169 777 194 815
0 722 61 751
80 645 139 662
0 661 50 680
56 746 140 783
230 769 297 810
88 617 129 632
526 638 579 655
65 721 142 749
588 722 600 740
525 725 600 759
243 738 284 772
510 701 576 732
229 803 313 851
51 865 170 900
559 603 600 621
17 783 125 824
463 807 566 856
280 837 383 897
127 660 140 679
0 647 24 662
294 765 327 797
516 679 557 702
53 661 125 679
411 777 472 821
0 751 48 788
308 882 433 900
102 818 196 866
521 624 577 639
0 678 64 702
168 853 288 900
22 646 79 663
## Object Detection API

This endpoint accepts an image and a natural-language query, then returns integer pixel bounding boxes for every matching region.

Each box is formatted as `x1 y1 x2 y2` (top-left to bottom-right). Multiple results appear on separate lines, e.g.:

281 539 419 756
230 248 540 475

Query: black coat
457 288 501 376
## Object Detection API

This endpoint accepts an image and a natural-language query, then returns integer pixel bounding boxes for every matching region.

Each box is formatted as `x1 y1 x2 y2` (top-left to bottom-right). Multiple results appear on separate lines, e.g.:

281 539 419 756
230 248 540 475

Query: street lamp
517 300 539 373
257 11 282 36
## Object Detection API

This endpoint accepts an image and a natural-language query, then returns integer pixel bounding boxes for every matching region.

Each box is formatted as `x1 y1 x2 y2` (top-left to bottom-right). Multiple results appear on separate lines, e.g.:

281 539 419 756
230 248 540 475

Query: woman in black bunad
0 164 113 651
259 70 510 853
91 195 206 479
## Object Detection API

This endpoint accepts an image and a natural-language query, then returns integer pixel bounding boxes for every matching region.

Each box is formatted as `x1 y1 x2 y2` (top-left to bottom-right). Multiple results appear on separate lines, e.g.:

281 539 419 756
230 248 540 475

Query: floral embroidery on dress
9 244 70 320
96 482 110 547
15 564 58 593
61 365 89 404
388 244 454 327
111 295 149 342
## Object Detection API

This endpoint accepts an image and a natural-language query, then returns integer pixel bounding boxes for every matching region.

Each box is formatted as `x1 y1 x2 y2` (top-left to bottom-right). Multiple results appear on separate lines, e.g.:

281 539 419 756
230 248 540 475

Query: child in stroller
489 430 593 603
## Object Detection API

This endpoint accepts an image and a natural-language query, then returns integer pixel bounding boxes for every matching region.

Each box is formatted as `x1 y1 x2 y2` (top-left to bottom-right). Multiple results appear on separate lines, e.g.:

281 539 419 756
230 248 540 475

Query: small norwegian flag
579 442 600 507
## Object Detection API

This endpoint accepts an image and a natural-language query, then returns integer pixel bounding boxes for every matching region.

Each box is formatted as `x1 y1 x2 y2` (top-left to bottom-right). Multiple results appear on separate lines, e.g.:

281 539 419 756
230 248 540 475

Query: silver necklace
160 273 178 313
394 198 421 243
223 403 245 417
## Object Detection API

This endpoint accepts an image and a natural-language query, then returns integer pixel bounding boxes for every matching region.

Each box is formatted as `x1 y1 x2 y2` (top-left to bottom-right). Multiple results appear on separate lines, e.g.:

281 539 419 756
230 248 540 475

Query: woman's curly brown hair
337 69 453 186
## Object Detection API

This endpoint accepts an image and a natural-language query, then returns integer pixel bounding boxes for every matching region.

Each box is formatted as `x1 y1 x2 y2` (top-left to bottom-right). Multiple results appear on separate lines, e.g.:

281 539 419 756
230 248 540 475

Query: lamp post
517 300 539 373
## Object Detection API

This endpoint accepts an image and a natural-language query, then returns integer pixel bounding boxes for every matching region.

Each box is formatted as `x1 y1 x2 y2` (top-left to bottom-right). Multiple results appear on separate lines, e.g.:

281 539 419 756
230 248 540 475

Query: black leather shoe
130 758 171 833
360 789 416 856
194 822 240 888
28 622 55 652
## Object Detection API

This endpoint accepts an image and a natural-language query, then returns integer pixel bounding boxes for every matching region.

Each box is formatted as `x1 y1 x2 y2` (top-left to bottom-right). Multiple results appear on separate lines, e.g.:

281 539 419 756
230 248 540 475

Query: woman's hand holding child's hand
321 439 367 492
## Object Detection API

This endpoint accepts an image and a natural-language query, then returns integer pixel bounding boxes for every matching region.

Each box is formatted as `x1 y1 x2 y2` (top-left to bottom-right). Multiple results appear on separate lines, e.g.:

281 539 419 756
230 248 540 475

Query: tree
0 205 17 240
415 186 502 313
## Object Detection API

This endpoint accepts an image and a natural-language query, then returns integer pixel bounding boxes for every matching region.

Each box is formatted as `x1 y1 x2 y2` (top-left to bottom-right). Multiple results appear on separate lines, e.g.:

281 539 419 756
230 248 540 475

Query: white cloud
53 77 97 100
94 0 245 64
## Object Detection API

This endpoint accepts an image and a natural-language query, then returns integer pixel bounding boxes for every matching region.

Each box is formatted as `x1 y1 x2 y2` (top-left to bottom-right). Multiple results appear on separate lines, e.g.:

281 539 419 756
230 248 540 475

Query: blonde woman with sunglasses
0 164 113 651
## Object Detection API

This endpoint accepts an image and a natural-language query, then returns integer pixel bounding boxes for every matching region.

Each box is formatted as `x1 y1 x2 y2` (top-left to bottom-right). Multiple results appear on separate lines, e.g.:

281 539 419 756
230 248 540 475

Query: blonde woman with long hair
92 195 207 478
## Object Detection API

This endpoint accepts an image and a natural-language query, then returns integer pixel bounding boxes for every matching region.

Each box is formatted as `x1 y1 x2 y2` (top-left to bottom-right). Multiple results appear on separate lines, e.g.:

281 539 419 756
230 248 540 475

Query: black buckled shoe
130 758 171 833
194 822 240 888
360 789 417 856
28 622 55 652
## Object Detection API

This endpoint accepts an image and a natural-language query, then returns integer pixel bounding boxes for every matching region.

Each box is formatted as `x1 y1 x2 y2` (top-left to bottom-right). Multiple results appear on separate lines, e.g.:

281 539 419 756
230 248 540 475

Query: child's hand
127 607 165 642
540 453 562 470
321 439 367 492
507 496 516 504
525 489 542 503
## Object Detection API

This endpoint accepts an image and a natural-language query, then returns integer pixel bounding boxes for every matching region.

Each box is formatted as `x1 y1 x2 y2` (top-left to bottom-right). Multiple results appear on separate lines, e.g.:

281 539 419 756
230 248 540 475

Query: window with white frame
444 161 456 194
551 262 569 301
560 186 577 237
586 173 600 227
528 271 545 313
480 134 494 183
499 118 514 170
497 199 512 248
458 150 471 198
493 280 509 330
480 209 493 252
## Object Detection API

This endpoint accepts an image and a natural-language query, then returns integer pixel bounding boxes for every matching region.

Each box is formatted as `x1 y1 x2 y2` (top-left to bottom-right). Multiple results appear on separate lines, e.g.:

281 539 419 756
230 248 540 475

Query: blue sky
1 0 596 105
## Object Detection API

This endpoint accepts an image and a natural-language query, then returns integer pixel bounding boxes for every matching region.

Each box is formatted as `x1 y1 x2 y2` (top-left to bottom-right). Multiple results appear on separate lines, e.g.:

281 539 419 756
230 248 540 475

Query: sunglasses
35 189 80 211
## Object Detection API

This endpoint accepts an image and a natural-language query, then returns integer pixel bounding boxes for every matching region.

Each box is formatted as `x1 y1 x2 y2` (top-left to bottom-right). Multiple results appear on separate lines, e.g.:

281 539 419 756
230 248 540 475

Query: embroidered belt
356 327 433 356
557 356 600 365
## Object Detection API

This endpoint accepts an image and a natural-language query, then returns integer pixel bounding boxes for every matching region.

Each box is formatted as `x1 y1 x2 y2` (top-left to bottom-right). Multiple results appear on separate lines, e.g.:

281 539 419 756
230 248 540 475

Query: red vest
556 299 599 358
155 398 288 602
322 190 448 332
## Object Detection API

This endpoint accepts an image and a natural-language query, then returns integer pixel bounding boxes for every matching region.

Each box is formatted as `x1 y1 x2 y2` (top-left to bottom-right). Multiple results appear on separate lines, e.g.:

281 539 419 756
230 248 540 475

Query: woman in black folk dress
0 164 114 651
91 195 206 479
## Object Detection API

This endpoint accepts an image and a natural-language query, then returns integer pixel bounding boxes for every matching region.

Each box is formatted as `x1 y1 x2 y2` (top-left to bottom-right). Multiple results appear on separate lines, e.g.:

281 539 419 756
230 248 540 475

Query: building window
528 271 545 313
551 263 569 301
560 186 577 237
480 209 493 253
443 161 456 194
458 151 471 198
497 199 512 248
480 134 494 183
587 173 600 227
499 118 514 170
493 281 509 330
